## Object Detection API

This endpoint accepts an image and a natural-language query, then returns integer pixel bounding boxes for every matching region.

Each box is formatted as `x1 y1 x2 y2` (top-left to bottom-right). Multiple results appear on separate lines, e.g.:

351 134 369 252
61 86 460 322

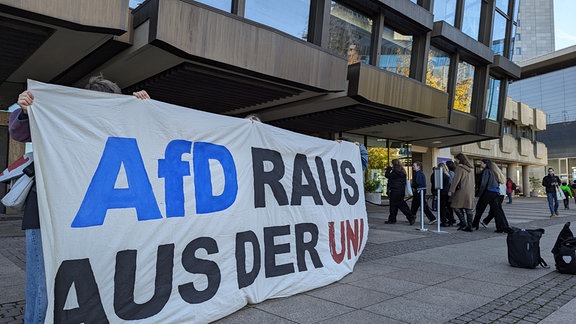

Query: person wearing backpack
506 177 516 204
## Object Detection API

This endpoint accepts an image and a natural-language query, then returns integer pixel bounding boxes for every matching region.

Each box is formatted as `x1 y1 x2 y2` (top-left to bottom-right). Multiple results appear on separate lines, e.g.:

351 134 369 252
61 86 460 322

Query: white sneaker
428 219 437 225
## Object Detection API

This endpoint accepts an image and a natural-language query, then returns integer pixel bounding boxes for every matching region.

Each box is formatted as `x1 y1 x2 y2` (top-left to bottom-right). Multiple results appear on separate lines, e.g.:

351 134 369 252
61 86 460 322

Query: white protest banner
27 80 368 323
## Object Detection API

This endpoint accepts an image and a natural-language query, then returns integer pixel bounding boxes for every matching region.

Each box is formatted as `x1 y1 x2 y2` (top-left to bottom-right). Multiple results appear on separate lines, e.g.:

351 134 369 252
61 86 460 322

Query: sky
554 0 576 50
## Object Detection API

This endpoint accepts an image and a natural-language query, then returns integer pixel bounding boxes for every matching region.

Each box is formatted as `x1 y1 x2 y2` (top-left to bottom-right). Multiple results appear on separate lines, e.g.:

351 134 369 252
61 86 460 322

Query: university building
1 0 543 202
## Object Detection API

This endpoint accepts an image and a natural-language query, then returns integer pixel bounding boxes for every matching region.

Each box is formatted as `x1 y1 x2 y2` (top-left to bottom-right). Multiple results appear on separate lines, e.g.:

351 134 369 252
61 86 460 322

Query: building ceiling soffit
122 62 305 114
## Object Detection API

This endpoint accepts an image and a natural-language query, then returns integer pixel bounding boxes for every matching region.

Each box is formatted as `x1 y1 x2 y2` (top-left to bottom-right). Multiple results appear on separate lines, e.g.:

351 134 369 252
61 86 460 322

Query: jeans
507 192 513 203
546 192 559 215
25 229 47 324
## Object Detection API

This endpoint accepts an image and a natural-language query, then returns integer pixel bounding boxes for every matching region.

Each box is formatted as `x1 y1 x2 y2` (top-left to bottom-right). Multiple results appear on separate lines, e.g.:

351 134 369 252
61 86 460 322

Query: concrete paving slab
364 296 462 323
304 283 395 308
403 286 493 312
435 277 518 299
347 276 427 296
315 309 405 324
253 295 355 323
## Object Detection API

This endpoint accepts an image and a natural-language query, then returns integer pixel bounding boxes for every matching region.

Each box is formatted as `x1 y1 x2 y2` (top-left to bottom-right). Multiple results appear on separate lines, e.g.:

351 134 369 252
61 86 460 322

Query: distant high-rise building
512 0 555 62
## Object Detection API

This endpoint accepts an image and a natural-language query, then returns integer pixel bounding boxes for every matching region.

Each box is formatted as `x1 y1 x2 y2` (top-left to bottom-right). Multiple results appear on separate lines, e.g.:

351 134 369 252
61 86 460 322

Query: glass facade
379 25 412 77
462 0 481 40
244 0 310 40
485 77 501 120
496 0 509 11
454 60 475 113
328 1 373 65
194 0 232 12
426 46 451 92
433 0 456 25
492 11 507 55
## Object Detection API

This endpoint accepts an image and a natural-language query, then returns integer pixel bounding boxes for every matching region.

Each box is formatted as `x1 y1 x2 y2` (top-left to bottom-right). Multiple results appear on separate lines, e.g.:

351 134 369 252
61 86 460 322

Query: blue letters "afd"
72 137 238 228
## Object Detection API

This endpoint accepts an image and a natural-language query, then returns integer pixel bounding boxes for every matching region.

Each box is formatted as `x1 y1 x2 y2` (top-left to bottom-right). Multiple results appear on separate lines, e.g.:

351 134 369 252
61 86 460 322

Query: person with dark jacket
472 159 509 233
410 161 436 225
9 76 150 323
384 159 415 225
431 163 452 226
542 168 562 217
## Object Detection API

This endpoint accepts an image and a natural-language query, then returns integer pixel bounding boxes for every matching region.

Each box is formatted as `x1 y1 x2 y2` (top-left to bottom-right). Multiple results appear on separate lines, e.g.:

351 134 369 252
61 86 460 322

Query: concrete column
507 163 519 183
522 165 530 197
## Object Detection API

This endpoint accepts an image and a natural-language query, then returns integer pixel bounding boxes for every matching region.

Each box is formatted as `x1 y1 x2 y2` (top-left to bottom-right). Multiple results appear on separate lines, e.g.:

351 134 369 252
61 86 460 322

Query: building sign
27 81 367 323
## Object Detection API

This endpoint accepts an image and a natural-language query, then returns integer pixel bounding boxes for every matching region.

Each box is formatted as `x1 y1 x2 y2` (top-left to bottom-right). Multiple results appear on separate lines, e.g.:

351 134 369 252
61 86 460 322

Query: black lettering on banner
236 231 262 289
264 225 295 278
252 148 288 207
178 237 221 304
54 259 108 324
315 157 342 206
291 154 323 206
295 223 323 271
340 160 359 204
114 244 174 320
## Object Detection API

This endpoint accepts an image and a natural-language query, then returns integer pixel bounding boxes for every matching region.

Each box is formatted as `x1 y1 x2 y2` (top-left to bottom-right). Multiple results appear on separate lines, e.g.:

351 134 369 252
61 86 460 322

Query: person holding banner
448 153 475 232
9 75 149 324
336 137 368 171
384 159 415 225
542 168 562 217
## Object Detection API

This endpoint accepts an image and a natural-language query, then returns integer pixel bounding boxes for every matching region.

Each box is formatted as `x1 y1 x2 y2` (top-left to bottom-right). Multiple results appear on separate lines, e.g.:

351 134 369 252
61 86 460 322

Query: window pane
485 77 501 120
462 0 481 40
492 12 507 55
245 0 310 40
496 0 509 12
195 0 232 12
454 61 475 113
379 25 412 77
328 1 373 65
433 0 456 25
426 46 451 92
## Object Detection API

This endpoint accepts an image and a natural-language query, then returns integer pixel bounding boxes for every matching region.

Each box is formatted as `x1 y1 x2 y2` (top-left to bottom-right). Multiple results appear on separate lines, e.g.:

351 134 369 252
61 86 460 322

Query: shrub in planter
364 179 381 193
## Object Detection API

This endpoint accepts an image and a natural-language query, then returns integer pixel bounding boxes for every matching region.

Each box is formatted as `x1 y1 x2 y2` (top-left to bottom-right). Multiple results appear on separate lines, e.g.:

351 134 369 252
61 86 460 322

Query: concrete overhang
431 21 494 65
490 55 521 80
378 0 433 33
519 45 576 78
0 0 131 109
96 0 349 114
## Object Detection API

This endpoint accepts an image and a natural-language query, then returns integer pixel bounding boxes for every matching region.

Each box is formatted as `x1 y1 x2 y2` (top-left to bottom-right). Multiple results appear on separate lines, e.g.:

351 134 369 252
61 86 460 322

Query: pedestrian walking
542 168 561 217
448 153 475 232
410 161 437 225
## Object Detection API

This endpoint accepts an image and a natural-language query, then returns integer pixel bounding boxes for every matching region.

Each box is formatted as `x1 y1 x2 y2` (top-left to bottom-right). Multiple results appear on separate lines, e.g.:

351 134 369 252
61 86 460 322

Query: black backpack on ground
507 227 548 269
551 222 576 274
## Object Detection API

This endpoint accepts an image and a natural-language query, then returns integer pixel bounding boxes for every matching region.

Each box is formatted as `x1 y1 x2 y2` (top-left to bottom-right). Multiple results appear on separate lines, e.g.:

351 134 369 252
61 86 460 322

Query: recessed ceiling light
432 140 442 144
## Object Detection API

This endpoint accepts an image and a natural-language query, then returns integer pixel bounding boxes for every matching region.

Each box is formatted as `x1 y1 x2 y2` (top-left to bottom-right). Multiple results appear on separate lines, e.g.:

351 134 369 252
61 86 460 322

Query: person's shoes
440 222 449 227
428 219 437 225
480 221 488 229
495 229 506 233
384 220 396 224
408 217 416 226
550 213 555 218
555 211 559 216
472 224 479 231
462 226 473 232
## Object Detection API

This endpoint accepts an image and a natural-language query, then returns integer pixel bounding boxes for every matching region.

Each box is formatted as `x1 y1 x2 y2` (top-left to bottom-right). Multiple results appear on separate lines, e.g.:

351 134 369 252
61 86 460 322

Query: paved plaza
2 197 576 323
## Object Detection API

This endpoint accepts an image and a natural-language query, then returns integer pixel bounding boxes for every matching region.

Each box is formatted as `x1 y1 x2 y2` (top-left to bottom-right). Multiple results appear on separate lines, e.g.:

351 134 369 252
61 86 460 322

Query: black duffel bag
551 222 576 274
507 227 548 269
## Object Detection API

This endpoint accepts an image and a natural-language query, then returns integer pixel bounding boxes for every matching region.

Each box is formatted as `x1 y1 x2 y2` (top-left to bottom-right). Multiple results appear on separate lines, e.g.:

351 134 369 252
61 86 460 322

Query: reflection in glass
379 26 412 77
462 0 481 40
454 61 475 113
485 77 501 120
492 12 507 55
510 21 518 59
328 1 372 65
433 0 456 25
426 46 451 92
195 0 232 12
245 0 310 40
